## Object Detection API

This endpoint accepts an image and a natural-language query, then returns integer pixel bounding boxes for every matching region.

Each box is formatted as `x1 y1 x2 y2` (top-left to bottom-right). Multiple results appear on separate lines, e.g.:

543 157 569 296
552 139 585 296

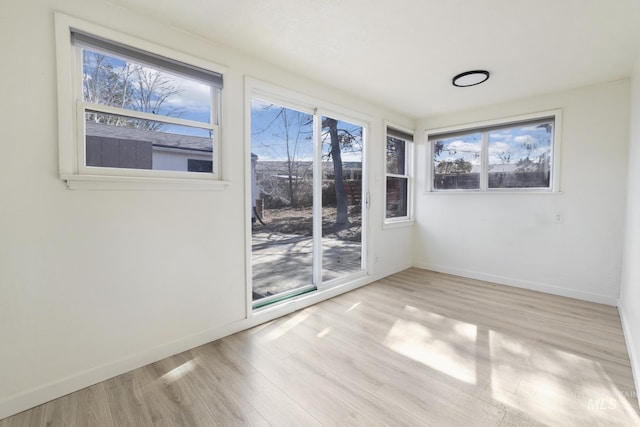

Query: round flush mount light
452 70 490 87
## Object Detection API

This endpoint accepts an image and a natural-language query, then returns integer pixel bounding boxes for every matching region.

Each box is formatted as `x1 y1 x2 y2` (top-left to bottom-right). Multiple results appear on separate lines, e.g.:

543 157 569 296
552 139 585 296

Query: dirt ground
253 205 362 242
251 205 363 301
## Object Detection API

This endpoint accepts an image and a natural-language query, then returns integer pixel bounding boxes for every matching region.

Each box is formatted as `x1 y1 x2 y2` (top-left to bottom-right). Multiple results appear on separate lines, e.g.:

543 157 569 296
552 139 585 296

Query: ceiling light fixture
452 70 490 87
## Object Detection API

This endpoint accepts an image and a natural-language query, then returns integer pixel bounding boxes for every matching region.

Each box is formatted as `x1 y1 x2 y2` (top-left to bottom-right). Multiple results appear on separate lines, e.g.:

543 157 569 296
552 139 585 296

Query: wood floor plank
500 411 547 427
2 268 639 426
0 405 45 427
102 369 155 426
191 340 321 427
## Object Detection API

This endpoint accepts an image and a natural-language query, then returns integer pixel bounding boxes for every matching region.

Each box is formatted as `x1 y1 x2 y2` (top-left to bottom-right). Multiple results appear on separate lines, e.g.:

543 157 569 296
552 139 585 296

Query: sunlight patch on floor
403 306 476 342
249 320 276 334
488 332 640 425
347 301 361 312
488 330 529 394
161 359 198 383
489 330 530 360
264 306 318 342
317 327 331 338
383 318 477 384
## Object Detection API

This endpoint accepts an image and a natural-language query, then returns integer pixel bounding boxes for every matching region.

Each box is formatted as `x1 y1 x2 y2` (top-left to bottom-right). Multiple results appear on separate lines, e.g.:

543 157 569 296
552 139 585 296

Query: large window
385 126 413 220
428 111 559 192
55 14 225 189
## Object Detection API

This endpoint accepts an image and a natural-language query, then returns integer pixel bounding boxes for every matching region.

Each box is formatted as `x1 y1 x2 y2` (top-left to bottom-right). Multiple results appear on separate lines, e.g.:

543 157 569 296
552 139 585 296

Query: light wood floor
3 269 639 426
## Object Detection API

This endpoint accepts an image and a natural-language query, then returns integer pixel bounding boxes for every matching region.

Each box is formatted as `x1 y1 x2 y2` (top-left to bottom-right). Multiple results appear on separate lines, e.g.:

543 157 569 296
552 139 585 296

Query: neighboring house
85 121 214 173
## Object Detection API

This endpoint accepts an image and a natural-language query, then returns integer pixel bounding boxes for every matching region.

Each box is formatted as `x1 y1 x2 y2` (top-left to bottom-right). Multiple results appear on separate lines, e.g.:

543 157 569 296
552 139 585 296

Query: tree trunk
327 118 349 225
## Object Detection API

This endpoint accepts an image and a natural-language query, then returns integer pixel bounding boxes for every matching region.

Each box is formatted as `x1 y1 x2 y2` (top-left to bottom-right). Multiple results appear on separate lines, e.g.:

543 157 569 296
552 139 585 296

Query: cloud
446 140 481 153
488 141 511 153
438 155 480 166
165 78 212 111
513 135 545 148
490 132 513 140
520 125 550 132
147 73 215 124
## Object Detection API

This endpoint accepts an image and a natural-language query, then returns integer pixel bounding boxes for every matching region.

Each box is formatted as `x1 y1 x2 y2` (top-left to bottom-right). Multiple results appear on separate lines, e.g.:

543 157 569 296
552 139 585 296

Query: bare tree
129 67 184 130
82 51 184 130
252 105 361 224
322 117 361 226
386 136 405 173
83 52 134 126
252 103 313 207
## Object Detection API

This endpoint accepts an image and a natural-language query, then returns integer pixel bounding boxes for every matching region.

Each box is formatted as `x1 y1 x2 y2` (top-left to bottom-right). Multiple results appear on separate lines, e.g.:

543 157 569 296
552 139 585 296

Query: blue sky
82 48 213 130
488 124 552 165
435 123 552 167
251 98 363 162
251 98 314 161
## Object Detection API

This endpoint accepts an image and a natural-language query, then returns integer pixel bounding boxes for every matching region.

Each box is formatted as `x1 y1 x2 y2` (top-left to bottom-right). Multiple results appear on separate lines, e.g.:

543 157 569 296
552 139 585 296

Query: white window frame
384 123 414 226
426 109 562 193
54 12 228 190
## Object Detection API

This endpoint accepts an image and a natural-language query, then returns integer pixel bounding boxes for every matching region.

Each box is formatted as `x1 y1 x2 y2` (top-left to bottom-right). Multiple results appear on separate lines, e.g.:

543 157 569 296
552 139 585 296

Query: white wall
620 57 640 406
414 79 630 305
0 0 413 419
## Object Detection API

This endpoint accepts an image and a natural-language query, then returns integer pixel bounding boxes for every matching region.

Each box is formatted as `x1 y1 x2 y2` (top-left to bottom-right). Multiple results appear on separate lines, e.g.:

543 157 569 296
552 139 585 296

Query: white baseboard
618 299 640 409
412 262 618 306
0 318 247 421
0 265 410 421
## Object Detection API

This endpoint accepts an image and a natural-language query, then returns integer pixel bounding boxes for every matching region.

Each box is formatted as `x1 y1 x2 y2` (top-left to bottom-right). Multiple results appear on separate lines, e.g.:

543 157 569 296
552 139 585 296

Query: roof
85 121 212 152
255 160 362 174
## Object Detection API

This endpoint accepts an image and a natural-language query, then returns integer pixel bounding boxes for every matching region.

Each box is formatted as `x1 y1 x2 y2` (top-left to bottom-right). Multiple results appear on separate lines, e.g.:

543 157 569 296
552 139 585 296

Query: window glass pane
250 99 315 301
386 136 406 175
488 122 552 189
188 159 213 173
433 133 481 190
82 49 212 124
321 116 363 282
85 112 213 173
386 177 408 218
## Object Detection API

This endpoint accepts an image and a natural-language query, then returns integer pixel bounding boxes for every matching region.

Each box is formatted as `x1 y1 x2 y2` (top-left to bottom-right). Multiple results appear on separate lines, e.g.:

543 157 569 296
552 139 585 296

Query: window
428 111 560 192
55 13 226 189
385 126 413 220
187 159 213 173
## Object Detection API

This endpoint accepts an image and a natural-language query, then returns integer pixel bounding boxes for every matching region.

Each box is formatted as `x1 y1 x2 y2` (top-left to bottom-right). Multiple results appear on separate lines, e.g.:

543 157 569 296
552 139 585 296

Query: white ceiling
112 0 640 118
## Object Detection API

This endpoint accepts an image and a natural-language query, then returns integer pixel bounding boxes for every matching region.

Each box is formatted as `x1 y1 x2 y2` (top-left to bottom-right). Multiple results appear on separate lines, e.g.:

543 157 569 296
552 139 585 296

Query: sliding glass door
321 115 364 282
250 98 365 308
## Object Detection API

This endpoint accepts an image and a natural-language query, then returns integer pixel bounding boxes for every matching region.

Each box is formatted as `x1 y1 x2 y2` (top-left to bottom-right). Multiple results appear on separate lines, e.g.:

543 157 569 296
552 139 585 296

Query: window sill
424 190 562 195
61 174 230 191
383 218 415 229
